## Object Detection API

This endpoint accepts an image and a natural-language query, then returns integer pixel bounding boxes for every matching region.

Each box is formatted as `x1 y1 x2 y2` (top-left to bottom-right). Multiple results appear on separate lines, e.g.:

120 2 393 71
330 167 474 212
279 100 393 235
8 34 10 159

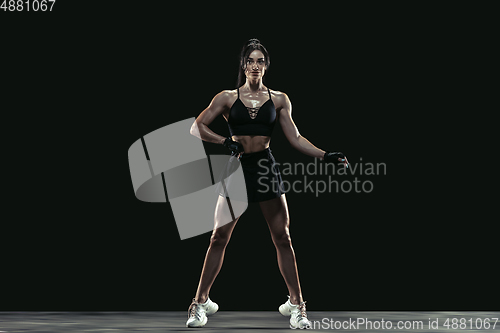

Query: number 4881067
1 0 56 11
443 318 498 330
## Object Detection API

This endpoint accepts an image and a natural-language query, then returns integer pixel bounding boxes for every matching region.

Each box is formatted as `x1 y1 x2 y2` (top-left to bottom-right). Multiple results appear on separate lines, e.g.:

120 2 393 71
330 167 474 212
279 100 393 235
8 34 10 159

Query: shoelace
292 301 308 321
188 298 202 320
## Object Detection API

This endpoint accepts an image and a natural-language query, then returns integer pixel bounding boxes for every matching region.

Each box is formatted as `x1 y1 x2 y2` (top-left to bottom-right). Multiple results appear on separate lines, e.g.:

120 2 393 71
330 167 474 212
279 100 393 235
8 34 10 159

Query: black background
1 3 494 311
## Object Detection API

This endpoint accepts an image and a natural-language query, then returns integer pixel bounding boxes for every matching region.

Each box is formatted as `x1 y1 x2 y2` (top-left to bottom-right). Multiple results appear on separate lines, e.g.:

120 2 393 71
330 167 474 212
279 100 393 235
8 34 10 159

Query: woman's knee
272 231 292 248
210 229 231 247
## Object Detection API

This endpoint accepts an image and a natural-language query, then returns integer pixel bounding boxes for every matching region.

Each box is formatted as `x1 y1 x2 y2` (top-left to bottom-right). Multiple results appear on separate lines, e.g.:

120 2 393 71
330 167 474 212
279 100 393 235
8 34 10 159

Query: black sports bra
227 88 277 137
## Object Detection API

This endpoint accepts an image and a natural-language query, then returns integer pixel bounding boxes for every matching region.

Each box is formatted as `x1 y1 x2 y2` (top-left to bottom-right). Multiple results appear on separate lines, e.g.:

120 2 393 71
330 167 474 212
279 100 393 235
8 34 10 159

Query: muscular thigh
213 195 240 238
259 194 290 239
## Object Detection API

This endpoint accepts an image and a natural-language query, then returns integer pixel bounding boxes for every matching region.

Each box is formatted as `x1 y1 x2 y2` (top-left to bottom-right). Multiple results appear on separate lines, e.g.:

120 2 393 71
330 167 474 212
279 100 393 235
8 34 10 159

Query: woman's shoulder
219 89 239 101
211 89 238 106
267 88 289 105
267 88 286 97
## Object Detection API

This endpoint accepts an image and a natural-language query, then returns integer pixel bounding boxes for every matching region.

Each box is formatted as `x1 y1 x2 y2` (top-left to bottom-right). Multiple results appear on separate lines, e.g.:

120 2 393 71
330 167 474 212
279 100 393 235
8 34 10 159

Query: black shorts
239 147 285 203
216 147 285 203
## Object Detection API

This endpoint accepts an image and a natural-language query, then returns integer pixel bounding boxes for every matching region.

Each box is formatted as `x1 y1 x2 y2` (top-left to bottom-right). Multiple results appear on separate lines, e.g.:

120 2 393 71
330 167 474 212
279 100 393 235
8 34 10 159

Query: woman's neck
242 79 264 92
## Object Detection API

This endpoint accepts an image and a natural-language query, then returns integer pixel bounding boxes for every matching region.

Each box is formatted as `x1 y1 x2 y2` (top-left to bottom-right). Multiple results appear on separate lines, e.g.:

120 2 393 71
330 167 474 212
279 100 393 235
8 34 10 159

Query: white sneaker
186 297 219 328
279 295 311 329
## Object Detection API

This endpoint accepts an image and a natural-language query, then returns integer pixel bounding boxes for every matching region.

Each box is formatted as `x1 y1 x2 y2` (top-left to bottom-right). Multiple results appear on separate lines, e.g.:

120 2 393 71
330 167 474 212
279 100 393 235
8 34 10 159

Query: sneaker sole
186 316 208 328
290 321 311 329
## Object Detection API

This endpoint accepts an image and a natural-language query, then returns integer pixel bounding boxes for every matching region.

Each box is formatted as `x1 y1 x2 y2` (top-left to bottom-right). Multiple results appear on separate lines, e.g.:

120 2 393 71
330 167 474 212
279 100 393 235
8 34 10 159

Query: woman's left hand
324 151 349 168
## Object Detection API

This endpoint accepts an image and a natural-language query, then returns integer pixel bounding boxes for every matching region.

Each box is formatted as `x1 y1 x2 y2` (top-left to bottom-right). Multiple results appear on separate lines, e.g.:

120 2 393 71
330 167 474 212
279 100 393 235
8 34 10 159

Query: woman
187 39 348 329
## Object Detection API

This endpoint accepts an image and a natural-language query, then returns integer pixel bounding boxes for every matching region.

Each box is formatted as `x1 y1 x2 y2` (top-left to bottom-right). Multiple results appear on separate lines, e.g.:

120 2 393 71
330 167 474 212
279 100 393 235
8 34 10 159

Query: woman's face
244 50 267 81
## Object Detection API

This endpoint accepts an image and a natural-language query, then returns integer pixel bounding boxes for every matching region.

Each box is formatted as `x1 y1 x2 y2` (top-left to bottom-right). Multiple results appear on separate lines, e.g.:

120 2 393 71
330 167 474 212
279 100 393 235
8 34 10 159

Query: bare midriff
232 135 270 154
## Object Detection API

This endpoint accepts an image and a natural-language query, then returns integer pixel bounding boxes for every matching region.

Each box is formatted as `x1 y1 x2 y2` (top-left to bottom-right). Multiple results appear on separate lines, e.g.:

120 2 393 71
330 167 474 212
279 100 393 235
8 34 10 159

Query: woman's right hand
223 137 244 158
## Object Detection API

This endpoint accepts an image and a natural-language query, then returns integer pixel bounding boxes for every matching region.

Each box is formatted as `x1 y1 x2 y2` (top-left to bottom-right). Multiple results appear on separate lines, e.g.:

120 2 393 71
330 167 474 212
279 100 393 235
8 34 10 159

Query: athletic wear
223 137 244 156
216 147 285 203
324 151 349 168
279 295 311 329
227 88 276 137
186 297 219 328
240 147 284 202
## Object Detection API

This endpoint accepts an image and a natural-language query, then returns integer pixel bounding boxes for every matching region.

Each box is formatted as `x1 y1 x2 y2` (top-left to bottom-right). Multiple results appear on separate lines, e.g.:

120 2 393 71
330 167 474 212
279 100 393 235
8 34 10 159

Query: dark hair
236 38 270 88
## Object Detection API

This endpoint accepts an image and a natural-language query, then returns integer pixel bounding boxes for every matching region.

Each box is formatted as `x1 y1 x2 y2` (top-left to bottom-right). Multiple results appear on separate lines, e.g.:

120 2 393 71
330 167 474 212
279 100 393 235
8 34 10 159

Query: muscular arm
190 91 231 145
278 93 326 160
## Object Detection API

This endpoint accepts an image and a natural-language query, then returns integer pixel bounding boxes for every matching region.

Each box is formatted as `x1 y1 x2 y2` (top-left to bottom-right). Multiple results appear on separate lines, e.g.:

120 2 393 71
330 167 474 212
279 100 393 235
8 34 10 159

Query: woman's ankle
289 295 302 305
195 295 208 304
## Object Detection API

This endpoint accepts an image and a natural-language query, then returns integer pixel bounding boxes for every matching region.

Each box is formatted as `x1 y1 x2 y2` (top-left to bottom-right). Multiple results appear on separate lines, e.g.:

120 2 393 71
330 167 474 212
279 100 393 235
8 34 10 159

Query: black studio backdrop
98 35 409 311
3 4 495 311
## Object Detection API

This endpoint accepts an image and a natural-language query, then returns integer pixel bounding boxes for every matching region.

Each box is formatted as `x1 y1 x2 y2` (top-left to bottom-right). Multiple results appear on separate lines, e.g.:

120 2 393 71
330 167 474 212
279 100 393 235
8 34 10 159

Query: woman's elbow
288 135 301 149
